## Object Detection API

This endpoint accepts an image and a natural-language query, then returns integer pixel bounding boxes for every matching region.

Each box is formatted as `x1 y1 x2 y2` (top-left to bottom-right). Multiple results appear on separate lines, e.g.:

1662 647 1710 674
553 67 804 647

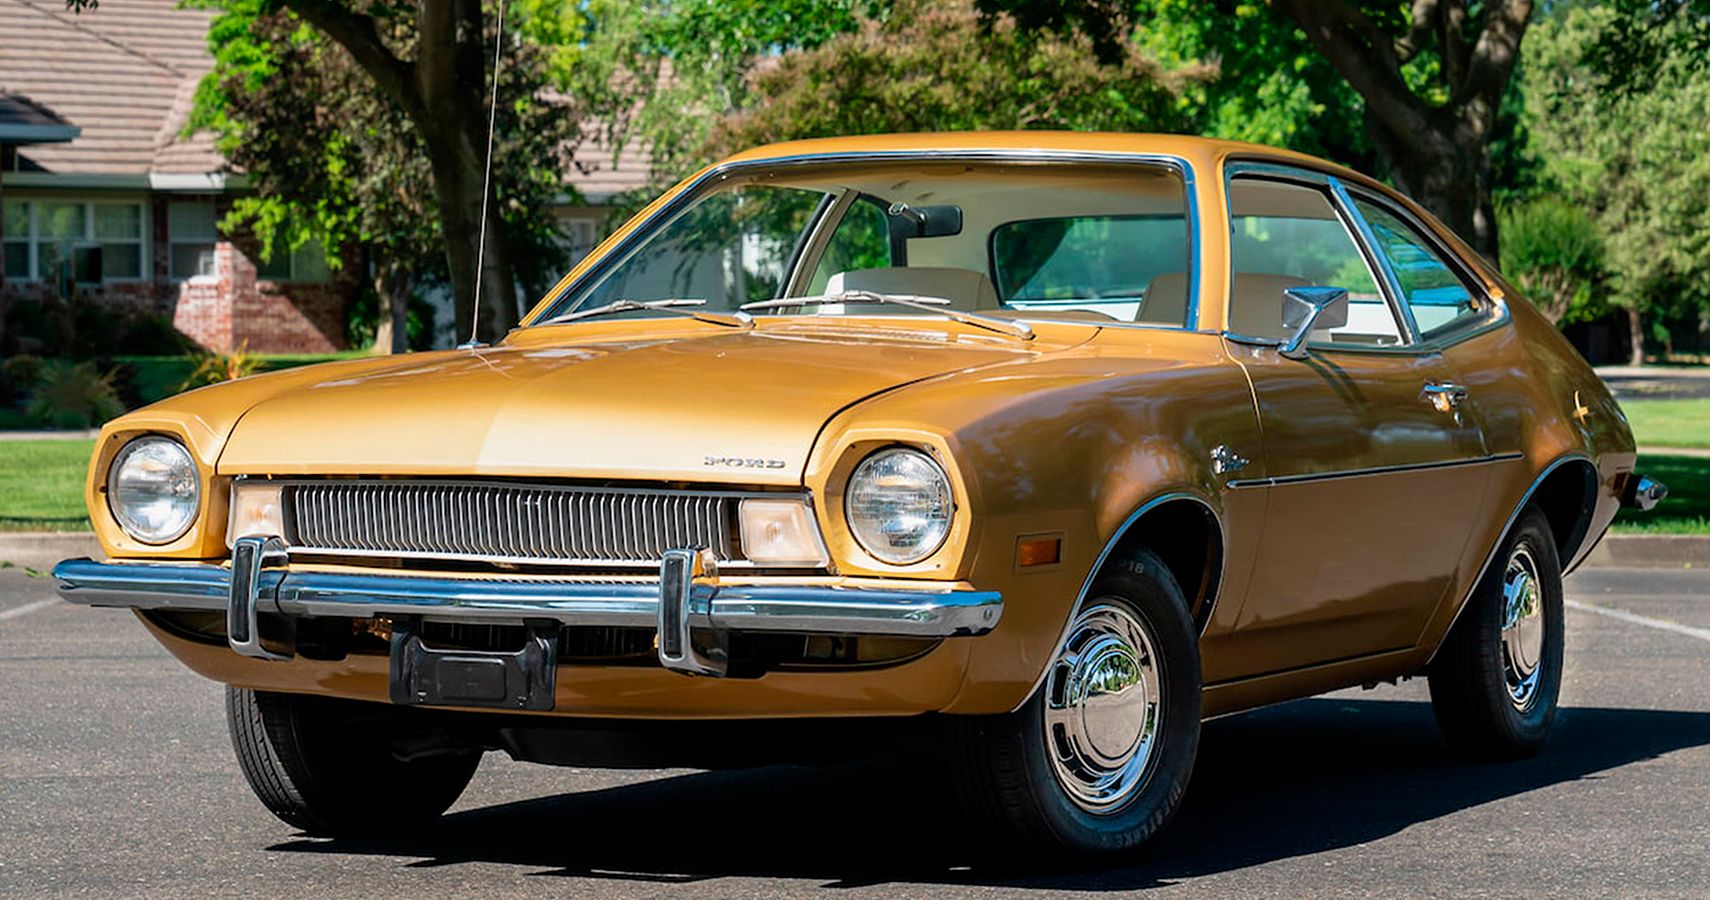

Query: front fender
804 328 1260 713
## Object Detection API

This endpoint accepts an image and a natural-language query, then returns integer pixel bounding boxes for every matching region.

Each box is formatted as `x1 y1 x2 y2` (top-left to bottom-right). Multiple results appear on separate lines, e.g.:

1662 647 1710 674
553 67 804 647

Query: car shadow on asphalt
267 698 1710 890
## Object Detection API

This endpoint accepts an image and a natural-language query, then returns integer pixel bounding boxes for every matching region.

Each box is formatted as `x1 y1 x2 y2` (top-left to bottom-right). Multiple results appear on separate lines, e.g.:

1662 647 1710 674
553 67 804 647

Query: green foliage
1 295 187 359
187 0 578 341
1497 196 1607 325
1523 5 1710 334
177 342 262 393
704 0 1204 160
25 360 122 429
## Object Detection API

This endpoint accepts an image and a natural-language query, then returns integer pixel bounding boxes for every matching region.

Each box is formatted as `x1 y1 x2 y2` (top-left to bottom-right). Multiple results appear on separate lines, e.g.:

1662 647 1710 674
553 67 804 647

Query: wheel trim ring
1043 600 1164 814
1500 544 1546 712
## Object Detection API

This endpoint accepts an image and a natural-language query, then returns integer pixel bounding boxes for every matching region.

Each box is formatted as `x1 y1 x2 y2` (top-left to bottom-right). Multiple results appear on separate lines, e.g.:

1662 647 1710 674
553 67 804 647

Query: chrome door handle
1423 381 1468 412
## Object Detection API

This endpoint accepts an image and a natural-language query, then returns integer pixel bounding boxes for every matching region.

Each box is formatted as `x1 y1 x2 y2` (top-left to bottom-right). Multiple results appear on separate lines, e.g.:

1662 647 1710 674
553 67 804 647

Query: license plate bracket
388 620 558 711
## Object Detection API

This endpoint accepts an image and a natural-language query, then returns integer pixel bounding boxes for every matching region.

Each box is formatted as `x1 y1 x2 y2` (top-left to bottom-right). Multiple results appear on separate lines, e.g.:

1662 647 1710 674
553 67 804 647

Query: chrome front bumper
52 547 1003 676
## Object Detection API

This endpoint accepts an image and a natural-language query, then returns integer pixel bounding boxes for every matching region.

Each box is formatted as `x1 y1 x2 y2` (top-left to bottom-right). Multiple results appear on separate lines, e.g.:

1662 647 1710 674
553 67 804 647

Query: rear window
990 215 1191 324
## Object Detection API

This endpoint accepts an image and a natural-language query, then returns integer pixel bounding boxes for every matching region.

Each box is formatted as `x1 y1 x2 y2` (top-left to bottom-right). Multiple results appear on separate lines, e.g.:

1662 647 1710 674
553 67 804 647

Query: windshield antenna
465 0 509 349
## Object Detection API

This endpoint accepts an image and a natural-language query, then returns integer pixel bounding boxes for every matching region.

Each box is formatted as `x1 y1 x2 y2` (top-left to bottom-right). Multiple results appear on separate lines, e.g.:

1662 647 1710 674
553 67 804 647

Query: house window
560 216 599 263
254 234 332 283
1 198 146 284
169 200 219 279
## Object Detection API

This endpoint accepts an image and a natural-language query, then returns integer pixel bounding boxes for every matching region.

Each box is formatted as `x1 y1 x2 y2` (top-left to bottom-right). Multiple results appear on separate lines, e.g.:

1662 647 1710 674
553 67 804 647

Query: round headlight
107 436 200 544
845 447 953 565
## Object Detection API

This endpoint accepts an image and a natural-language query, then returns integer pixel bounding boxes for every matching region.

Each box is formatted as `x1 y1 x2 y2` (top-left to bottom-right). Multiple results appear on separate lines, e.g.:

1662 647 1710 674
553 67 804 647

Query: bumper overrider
54 537 1003 700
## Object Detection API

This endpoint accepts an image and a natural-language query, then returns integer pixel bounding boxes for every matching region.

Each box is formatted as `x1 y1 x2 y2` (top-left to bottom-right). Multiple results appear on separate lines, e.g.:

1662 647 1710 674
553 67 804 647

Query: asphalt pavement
2 566 1707 898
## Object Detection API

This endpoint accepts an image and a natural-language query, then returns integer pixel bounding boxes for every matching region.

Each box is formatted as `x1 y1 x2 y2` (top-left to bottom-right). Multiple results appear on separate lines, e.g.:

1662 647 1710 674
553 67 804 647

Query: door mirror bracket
1279 286 1350 360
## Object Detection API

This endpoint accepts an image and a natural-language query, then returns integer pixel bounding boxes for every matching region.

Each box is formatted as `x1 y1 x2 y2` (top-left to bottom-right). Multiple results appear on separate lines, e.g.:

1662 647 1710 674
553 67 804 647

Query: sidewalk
0 429 98 441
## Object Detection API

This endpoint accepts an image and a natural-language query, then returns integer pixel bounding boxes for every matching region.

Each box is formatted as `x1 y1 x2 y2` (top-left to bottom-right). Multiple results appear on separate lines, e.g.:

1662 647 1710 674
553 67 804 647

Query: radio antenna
467 0 509 347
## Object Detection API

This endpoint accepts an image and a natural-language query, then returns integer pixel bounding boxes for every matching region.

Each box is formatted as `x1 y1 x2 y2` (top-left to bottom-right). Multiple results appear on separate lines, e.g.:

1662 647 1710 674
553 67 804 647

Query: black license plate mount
388 621 558 711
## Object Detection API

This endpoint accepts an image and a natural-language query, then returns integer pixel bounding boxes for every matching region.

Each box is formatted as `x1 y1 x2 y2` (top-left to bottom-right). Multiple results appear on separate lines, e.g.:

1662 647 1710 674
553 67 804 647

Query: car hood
216 323 1074 485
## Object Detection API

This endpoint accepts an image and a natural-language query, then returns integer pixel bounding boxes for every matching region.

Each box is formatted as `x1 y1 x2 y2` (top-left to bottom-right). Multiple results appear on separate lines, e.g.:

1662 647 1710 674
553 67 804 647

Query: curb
4 531 1706 576
1581 534 1710 570
0 533 101 573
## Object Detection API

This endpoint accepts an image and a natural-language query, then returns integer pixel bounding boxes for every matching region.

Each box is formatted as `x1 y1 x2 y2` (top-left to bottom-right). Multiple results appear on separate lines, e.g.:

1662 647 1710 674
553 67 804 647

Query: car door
1216 171 1494 678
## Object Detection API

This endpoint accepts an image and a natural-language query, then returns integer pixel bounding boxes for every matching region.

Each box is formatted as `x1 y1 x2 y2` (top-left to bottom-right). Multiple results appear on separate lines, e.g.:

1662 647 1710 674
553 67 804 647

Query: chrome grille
283 481 746 567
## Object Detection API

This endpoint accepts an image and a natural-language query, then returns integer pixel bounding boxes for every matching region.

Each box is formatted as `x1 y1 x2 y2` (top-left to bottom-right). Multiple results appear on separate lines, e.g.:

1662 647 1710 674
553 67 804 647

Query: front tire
1428 506 1565 759
949 548 1201 858
226 688 481 835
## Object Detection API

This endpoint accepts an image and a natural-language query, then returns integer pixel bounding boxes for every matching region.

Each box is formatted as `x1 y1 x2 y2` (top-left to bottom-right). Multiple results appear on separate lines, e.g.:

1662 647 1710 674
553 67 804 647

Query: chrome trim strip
528 148 1202 335
1329 176 1422 343
1010 490 1225 713
1422 453 1594 666
1225 451 1525 489
51 559 1003 639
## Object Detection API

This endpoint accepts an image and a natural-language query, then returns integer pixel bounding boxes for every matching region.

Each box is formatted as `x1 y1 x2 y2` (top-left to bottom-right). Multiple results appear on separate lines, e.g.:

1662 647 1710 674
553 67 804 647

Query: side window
1352 199 1487 338
1227 178 1402 346
807 197 891 295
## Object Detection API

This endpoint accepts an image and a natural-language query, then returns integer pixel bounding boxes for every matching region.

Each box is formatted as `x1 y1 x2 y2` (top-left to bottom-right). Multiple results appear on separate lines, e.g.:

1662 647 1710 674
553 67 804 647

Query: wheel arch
1098 494 1227 633
1424 453 1597 666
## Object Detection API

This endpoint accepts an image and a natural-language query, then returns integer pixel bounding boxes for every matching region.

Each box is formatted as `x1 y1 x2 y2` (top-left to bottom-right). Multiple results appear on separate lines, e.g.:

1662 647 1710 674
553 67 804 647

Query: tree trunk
371 265 410 354
1365 110 1500 263
423 132 519 344
1628 305 1645 366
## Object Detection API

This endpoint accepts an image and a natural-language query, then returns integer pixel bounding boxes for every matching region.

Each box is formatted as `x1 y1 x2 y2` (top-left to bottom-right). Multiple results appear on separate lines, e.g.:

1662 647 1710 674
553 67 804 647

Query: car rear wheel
948 548 1201 858
1428 506 1565 759
226 687 481 835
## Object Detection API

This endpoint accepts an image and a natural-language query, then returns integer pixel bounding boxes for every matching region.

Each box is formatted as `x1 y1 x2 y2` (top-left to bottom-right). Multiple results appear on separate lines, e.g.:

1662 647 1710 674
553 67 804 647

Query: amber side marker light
1017 534 1063 569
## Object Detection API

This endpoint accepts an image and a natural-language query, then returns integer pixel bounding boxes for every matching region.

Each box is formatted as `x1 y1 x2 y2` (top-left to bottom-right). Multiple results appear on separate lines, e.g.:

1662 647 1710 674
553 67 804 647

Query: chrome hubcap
1044 602 1162 813
1501 545 1546 711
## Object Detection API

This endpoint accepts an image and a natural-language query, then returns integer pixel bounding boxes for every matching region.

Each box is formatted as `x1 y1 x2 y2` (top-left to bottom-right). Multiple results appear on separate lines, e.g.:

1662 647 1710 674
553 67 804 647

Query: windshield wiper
539 298 753 329
739 290 1033 341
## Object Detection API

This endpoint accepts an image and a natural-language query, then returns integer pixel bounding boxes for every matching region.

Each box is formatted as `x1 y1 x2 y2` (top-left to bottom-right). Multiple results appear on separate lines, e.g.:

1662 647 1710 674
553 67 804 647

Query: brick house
0 0 651 354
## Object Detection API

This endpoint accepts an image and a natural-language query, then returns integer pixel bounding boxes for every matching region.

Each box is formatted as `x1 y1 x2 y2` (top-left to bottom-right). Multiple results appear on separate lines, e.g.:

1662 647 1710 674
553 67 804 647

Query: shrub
1 354 44 404
26 360 123 429
178 342 263 392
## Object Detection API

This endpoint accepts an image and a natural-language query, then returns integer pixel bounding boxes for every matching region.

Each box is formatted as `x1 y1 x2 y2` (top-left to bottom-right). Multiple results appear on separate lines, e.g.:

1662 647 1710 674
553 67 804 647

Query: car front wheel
1428 506 1565 759
948 548 1201 858
226 687 481 835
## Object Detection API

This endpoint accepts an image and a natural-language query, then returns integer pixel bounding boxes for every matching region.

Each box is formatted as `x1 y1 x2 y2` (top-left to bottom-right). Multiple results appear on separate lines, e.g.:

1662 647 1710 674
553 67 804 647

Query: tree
187 3 574 351
601 0 1203 171
1523 4 1710 364
980 0 1535 260
71 0 582 342
1496 195 1604 326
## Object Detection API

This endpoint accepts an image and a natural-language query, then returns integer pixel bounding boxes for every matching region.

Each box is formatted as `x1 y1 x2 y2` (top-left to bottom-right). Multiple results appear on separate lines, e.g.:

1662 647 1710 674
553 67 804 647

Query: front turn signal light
739 498 830 567
227 481 285 547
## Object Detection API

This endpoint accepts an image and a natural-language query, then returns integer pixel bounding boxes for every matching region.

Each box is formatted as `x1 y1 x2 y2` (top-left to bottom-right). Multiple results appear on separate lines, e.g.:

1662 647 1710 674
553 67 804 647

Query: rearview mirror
1280 286 1350 360
886 201 963 239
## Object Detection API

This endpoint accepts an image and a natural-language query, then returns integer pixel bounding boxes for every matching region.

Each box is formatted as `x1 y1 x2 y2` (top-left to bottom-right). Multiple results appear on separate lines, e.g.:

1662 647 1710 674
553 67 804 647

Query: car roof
718 131 1365 181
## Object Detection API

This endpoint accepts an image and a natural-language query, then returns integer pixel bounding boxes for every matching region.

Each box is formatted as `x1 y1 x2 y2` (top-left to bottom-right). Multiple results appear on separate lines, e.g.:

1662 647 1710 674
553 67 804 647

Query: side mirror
1279 286 1350 360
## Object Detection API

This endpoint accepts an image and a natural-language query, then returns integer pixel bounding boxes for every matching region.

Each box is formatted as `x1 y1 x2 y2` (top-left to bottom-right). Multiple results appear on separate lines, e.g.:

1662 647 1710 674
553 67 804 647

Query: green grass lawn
0 439 94 531
1619 398 1710 450
1611 453 1710 534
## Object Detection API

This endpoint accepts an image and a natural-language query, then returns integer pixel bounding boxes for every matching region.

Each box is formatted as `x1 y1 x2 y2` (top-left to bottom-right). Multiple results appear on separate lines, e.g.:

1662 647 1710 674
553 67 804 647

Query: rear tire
1428 506 1565 759
948 548 1201 858
226 687 481 835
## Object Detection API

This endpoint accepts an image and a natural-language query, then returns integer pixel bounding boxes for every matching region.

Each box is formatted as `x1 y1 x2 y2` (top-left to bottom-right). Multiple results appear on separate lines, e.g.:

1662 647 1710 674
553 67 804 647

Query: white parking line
0 598 59 621
1565 599 1710 644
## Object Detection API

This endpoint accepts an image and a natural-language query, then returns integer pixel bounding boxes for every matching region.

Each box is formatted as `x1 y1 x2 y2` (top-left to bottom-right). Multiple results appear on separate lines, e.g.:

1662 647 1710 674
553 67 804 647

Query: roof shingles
0 0 220 175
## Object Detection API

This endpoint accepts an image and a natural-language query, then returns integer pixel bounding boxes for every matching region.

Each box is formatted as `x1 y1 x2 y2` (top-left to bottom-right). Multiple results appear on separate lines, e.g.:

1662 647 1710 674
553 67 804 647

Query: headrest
1139 272 1190 325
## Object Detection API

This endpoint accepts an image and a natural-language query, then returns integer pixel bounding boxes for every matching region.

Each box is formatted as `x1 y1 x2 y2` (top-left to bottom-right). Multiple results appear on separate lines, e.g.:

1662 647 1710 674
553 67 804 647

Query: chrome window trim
782 188 858 298
529 149 1204 332
1331 180 1511 351
1220 165 1414 353
1328 176 1424 342
1011 490 1226 713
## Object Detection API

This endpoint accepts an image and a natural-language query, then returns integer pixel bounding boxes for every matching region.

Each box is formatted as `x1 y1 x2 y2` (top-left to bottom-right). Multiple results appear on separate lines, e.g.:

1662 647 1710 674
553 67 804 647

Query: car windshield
534 159 1195 328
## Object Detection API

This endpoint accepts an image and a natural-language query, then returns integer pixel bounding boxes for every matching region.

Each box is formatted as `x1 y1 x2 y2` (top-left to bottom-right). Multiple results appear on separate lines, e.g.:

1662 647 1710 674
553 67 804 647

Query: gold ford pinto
56 133 1663 857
